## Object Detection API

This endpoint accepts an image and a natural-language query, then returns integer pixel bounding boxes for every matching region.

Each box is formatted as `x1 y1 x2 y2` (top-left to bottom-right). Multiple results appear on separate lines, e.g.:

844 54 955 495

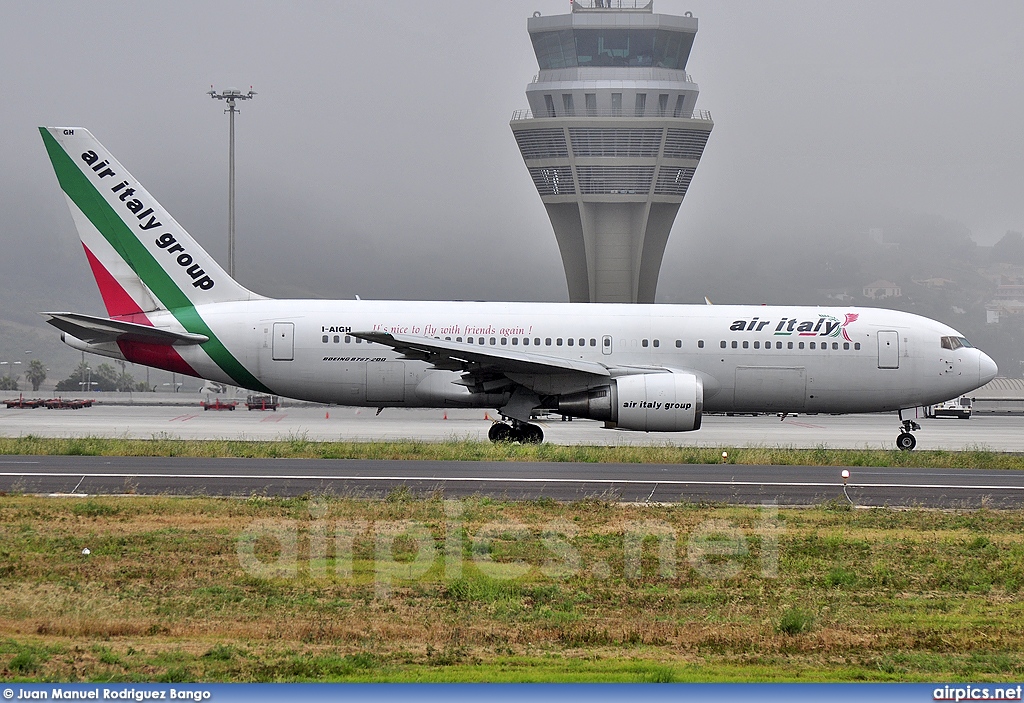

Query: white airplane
39 127 997 450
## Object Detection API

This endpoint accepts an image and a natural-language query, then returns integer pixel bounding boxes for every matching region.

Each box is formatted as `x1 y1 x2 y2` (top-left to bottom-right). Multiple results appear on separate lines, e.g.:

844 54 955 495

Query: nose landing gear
896 410 921 451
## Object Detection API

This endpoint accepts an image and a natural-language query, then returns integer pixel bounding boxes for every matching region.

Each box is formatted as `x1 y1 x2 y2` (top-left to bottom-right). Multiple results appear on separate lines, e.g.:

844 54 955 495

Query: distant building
986 284 1024 323
862 280 902 299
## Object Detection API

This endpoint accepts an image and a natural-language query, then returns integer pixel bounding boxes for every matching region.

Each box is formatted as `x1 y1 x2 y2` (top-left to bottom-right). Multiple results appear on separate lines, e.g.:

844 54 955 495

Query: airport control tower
511 0 713 303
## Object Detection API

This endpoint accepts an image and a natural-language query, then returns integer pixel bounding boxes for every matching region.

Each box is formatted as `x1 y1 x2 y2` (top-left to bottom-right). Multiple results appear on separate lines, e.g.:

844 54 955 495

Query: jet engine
557 372 703 432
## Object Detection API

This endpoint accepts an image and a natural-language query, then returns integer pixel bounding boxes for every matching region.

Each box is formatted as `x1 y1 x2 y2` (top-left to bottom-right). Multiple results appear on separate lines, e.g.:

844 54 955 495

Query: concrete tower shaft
511 1 712 303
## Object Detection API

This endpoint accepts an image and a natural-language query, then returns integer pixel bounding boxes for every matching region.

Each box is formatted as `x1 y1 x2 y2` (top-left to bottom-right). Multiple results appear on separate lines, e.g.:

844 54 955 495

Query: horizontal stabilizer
42 312 209 346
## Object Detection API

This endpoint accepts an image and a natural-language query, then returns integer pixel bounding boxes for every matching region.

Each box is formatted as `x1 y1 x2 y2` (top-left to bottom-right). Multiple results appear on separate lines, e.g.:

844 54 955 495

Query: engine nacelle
557 372 703 432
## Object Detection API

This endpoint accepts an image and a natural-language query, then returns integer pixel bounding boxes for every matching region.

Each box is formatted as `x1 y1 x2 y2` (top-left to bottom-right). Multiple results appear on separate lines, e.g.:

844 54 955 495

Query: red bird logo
842 313 859 341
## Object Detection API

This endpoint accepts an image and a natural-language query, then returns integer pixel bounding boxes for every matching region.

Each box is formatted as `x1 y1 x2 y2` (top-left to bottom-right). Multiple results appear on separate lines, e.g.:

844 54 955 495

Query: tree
55 362 96 392
0 376 17 391
54 361 148 393
24 360 46 392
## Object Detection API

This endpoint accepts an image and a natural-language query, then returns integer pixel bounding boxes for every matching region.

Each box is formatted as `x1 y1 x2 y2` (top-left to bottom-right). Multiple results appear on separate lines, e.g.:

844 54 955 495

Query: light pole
208 85 257 278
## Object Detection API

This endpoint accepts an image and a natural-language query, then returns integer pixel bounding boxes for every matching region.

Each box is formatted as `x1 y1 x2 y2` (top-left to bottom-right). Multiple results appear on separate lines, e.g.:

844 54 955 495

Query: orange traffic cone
484 412 490 421
443 411 448 420
325 411 330 419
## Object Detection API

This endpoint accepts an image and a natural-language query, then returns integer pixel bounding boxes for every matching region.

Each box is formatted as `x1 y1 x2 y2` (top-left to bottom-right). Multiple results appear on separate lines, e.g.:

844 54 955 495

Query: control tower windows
673 95 686 118
562 94 575 116
658 94 669 116
531 29 695 71
544 94 556 118
585 93 597 116
611 93 622 116
635 93 646 117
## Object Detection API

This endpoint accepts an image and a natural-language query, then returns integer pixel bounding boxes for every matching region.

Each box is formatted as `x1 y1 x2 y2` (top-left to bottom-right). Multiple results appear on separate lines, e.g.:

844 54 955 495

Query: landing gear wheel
488 422 513 443
896 432 917 451
521 423 544 444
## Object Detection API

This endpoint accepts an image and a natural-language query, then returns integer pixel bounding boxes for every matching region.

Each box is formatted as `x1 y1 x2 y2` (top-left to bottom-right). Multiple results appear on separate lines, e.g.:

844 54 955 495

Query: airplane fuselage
108 300 992 415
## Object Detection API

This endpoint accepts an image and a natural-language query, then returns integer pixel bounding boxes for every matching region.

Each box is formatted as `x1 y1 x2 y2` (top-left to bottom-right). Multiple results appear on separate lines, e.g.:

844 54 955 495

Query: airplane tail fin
39 127 260 317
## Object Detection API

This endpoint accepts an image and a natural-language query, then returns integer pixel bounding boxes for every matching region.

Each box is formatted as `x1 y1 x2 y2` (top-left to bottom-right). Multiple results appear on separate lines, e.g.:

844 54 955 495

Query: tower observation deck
511 0 712 303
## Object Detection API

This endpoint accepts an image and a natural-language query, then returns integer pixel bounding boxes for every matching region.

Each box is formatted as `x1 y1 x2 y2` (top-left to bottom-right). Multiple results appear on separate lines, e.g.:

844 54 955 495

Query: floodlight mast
207 86 257 278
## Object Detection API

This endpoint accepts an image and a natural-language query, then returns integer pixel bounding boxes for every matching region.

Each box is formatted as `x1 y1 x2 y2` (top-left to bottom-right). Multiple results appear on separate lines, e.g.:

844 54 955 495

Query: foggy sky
2 0 1023 309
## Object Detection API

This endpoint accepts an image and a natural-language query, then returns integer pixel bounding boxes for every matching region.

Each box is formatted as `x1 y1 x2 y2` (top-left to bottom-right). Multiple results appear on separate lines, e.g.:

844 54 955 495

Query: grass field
1 435 1023 469
2 493 1024 682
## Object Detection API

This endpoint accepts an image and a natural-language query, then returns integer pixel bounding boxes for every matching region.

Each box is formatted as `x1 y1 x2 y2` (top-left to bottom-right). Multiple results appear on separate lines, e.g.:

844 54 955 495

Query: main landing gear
488 419 544 444
896 410 921 451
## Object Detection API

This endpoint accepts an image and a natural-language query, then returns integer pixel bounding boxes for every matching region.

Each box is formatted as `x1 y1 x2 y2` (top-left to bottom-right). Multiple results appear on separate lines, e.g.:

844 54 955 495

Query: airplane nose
979 352 998 385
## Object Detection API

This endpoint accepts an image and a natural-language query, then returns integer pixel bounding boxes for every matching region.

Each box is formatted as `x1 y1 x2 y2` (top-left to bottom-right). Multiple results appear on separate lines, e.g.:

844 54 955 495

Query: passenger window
322 335 328 343
523 338 529 345
854 342 861 350
787 342 793 349
754 341 760 349
489 338 496 345
832 342 839 350
732 341 738 348
501 337 507 345
798 342 804 349
345 336 352 344
698 340 704 348
843 342 850 350
675 340 682 348
546 338 552 346
567 338 574 346
743 341 749 349
580 338 586 347
556 338 563 346
642 339 649 347
809 342 815 349
653 339 659 348
535 338 541 346
776 341 782 349
512 338 518 346
720 341 727 349
456 337 463 342
334 335 340 343
479 338 485 345
590 339 597 347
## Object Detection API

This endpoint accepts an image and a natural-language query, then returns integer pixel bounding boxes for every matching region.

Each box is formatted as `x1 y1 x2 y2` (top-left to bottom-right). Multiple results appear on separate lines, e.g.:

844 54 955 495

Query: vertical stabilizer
39 127 260 316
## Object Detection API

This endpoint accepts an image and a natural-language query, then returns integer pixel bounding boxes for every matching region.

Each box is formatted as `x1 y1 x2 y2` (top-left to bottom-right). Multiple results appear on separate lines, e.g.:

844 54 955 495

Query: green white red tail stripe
40 127 272 393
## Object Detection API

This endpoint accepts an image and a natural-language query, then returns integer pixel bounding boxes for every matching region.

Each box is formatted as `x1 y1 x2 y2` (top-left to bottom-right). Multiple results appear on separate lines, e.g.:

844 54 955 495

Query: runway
2 455 1023 508
3 403 1024 451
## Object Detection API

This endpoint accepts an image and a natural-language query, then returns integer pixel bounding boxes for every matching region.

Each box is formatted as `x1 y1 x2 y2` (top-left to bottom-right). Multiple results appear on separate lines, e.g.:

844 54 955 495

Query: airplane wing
352 331 611 378
42 312 210 346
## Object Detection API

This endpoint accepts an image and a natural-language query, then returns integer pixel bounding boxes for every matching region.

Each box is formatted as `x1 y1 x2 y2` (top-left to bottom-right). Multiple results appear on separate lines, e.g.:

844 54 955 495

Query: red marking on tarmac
260 414 288 423
169 414 198 422
784 420 826 429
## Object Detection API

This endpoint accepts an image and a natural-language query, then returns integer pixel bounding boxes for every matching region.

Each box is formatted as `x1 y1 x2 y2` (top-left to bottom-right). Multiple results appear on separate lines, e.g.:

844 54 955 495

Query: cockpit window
941 336 974 350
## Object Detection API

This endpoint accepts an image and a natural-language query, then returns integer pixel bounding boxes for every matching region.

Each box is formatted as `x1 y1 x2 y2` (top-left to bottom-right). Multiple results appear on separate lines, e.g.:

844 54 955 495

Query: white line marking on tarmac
0 472 1022 491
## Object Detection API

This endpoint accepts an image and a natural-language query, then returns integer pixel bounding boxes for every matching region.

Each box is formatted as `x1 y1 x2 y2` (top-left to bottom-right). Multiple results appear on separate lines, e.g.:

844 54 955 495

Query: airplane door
272 322 294 361
602 335 613 355
877 330 899 369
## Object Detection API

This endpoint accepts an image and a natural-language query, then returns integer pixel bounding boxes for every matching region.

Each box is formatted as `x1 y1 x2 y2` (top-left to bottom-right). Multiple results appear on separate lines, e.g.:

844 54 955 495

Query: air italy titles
730 313 859 342
79 149 214 291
